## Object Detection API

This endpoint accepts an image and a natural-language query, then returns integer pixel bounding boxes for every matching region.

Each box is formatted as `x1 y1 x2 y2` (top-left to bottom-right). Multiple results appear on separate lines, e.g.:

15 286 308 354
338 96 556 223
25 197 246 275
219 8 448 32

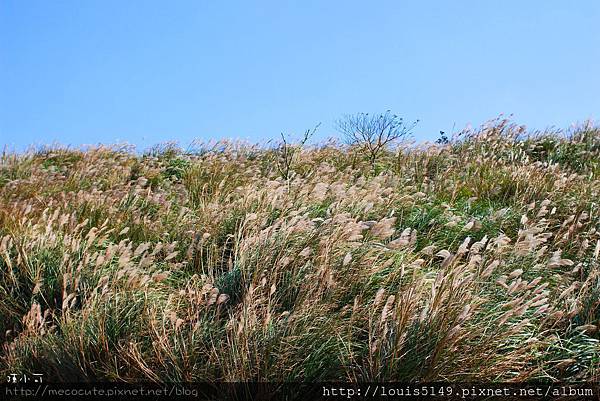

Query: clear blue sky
1 1 599 151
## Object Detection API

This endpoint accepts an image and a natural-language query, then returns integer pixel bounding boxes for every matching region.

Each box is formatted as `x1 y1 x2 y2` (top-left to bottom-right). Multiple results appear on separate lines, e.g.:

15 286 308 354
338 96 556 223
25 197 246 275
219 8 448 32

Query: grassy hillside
1 118 599 382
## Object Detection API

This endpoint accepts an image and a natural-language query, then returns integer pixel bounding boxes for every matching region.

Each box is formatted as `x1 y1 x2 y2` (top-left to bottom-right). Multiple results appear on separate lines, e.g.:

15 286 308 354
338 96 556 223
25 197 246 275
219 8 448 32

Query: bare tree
336 111 417 167
276 123 320 180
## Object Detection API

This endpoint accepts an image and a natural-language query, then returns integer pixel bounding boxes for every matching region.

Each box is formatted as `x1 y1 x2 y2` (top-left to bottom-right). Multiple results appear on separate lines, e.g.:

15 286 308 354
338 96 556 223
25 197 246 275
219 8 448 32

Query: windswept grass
1 118 599 383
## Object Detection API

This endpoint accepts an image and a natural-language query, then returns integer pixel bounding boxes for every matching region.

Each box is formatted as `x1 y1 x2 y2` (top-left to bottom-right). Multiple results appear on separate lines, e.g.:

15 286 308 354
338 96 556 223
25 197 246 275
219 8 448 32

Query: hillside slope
1 119 599 382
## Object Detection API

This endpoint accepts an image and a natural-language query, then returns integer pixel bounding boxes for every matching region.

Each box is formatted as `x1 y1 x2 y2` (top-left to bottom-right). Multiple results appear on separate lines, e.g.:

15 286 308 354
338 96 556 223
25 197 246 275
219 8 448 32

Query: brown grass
0 118 599 382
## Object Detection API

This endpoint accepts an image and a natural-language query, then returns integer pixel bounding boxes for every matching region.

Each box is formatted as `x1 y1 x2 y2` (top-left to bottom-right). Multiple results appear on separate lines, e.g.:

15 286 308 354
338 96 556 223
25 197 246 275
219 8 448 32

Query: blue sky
1 1 599 151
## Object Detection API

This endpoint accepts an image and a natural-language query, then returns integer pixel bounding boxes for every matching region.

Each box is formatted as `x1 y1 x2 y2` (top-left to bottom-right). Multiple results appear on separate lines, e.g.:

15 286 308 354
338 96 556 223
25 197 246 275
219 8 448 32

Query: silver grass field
1 118 599 383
